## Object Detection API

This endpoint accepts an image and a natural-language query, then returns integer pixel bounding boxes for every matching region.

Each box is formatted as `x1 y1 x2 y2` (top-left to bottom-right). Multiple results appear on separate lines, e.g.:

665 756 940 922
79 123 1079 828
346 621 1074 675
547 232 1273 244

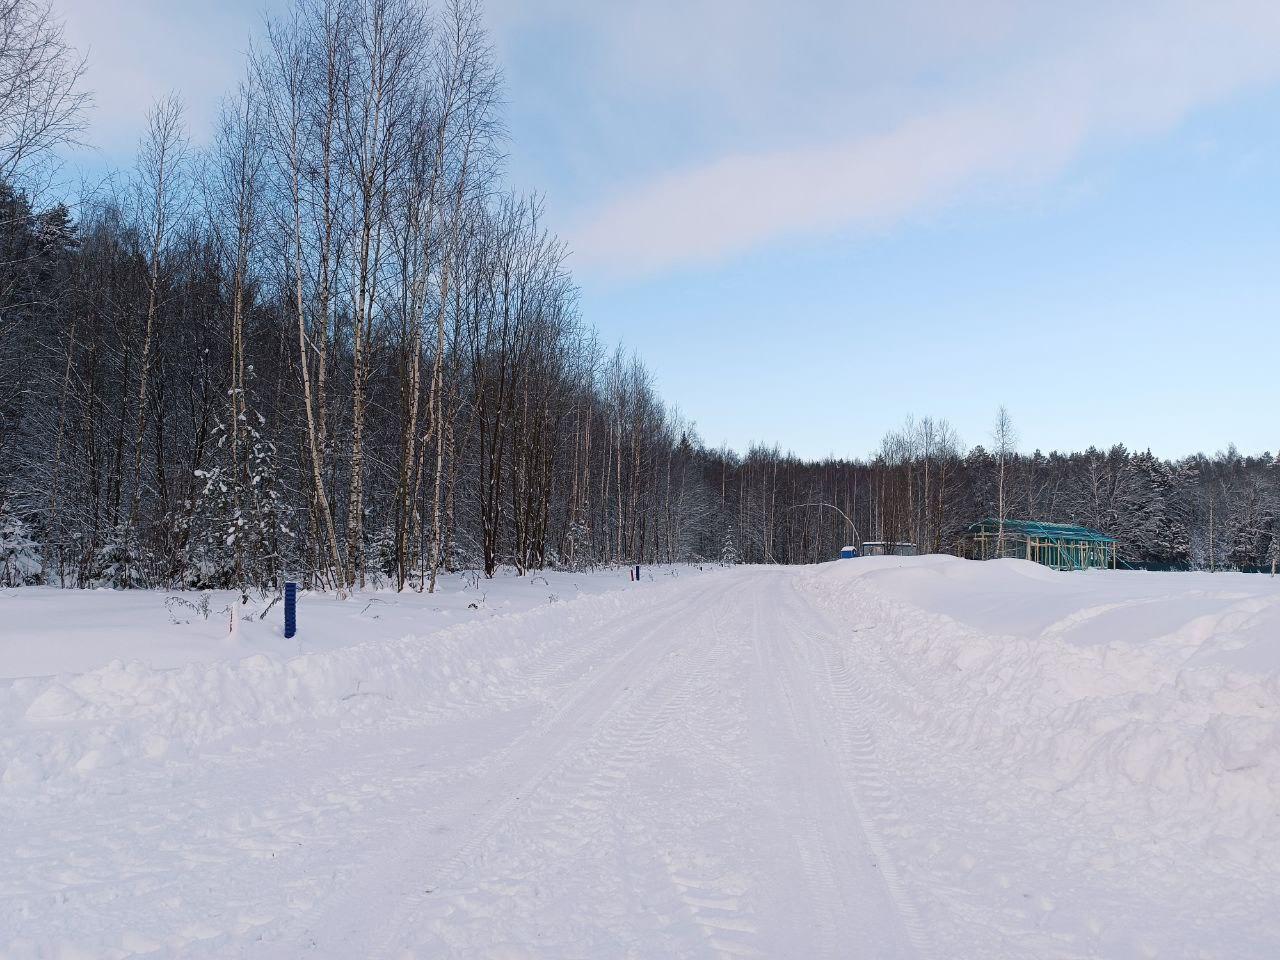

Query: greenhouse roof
966 519 1115 543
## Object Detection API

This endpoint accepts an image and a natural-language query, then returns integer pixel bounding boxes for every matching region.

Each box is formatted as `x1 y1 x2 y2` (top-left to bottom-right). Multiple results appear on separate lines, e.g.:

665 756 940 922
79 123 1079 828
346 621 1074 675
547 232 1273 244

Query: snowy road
6 570 934 958
6 561 1280 958
267 570 929 958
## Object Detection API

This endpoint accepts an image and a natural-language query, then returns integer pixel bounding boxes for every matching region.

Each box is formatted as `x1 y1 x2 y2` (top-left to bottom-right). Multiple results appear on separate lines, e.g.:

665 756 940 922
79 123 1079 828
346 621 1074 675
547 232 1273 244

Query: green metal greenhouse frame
958 519 1117 571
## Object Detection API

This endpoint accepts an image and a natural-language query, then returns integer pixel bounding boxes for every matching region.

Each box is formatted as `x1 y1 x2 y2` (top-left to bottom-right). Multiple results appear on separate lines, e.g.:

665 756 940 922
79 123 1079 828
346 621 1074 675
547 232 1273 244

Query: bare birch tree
123 96 187 554
992 404 1017 557
257 9 345 589
0 0 88 190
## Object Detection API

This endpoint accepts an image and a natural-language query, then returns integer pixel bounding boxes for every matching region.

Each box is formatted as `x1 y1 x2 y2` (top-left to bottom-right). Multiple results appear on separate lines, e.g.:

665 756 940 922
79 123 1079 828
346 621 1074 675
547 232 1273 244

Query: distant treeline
0 0 1275 590
769 423 1279 574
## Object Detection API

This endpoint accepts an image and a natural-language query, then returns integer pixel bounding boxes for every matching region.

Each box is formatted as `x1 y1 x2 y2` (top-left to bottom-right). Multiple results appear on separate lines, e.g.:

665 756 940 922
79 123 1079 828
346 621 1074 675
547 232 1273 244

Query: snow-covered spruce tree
241 414 292 587
1269 455 1280 576
369 522 397 588
93 523 144 589
0 501 41 585
721 528 740 566
188 426 235 588
1152 455 1193 568
563 517 592 571
1117 451 1174 567
187 395 291 591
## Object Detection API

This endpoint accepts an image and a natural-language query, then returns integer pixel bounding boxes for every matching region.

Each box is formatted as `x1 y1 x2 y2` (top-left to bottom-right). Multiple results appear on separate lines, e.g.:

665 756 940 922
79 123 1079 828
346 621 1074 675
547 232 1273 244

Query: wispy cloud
58 0 282 164
556 0 1280 273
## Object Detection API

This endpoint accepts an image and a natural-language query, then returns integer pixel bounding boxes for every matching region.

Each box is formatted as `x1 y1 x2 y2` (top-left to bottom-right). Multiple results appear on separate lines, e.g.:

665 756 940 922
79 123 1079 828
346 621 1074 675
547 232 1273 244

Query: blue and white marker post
284 581 298 639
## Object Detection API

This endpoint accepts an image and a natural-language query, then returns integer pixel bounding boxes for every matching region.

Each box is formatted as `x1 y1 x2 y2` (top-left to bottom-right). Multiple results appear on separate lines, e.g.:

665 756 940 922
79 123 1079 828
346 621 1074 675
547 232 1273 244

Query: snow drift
1 569 708 787
803 555 1280 859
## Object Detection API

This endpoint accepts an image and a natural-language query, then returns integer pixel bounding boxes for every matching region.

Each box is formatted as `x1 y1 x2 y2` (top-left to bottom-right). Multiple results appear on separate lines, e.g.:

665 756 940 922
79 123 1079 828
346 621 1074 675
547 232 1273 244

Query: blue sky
58 0 1280 460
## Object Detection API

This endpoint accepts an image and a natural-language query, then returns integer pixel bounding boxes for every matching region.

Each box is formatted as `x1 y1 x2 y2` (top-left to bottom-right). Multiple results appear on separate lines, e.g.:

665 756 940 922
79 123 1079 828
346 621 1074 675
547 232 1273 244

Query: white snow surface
2 558 1279 958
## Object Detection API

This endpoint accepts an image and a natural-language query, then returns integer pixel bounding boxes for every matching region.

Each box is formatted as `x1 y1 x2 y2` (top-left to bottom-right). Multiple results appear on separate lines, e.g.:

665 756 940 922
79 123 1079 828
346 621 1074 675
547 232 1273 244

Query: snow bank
802 556 1280 858
1 567 713 786
0 567 692 678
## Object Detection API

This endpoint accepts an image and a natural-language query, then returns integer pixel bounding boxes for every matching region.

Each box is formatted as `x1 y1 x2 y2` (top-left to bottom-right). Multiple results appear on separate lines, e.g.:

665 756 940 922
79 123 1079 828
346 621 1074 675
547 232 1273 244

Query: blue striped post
284 581 297 639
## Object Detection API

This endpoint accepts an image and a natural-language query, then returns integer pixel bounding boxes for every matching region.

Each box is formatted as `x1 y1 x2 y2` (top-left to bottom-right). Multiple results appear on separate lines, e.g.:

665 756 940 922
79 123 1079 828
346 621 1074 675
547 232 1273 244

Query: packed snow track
276 571 929 958
4 560 1279 957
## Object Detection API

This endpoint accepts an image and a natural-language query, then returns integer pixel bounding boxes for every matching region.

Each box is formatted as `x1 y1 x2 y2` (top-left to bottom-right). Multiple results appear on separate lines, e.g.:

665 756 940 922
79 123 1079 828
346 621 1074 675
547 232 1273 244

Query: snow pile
803 556 1280 859
1 567 711 786
0 567 698 677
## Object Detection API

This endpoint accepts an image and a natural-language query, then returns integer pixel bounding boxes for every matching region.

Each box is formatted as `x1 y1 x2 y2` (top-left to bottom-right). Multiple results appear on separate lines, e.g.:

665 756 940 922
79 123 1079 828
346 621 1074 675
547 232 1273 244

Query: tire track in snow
774 578 938 960
743 581 856 960
398 577 753 958
641 589 765 960
816 642 935 956
398 576 767 959
297 573 743 958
